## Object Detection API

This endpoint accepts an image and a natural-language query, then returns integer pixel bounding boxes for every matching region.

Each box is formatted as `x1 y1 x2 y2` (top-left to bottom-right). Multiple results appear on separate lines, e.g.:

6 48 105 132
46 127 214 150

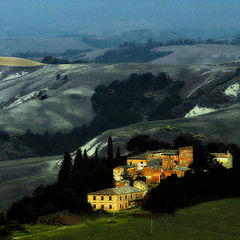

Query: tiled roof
128 149 178 160
127 152 149 160
88 186 142 195
147 159 162 169
210 153 231 158
174 166 190 172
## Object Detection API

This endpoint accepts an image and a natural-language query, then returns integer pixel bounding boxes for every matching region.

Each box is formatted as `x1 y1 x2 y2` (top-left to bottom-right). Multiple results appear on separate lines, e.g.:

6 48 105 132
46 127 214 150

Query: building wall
113 166 125 182
179 146 193 166
133 181 148 195
88 192 143 212
162 158 175 169
127 159 147 166
215 156 233 169
173 169 185 177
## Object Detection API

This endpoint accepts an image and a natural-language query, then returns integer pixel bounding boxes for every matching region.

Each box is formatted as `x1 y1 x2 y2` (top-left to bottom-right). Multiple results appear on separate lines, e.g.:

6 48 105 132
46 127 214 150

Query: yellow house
88 185 145 212
210 150 233 169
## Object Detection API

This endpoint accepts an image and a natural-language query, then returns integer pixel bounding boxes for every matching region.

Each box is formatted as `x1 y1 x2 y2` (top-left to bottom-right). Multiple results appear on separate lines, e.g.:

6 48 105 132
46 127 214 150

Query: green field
11 198 240 240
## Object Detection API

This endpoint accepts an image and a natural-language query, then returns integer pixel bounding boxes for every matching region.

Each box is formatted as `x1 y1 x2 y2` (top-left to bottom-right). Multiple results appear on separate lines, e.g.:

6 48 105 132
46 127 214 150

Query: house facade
210 150 233 169
87 180 147 212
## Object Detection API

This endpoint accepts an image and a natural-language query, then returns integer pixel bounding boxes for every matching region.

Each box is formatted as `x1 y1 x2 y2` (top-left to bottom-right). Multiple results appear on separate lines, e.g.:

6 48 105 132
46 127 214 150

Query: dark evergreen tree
83 149 88 162
114 146 121 166
73 149 83 171
107 136 113 161
94 148 99 161
116 147 120 159
58 152 72 185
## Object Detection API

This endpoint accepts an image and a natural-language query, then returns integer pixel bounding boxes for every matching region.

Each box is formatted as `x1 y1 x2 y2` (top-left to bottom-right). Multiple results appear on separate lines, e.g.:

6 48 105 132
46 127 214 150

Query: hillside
75 44 240 65
0 57 43 67
80 103 240 157
0 61 240 134
11 198 240 240
1 102 240 212
0 155 60 211
0 36 93 56
151 44 240 65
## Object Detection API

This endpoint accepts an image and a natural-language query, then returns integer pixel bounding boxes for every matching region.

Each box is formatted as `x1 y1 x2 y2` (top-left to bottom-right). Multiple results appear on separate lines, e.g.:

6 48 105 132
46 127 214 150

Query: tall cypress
94 148 99 161
108 136 113 161
116 147 121 159
73 149 83 171
83 149 88 162
58 152 72 185
114 146 121 167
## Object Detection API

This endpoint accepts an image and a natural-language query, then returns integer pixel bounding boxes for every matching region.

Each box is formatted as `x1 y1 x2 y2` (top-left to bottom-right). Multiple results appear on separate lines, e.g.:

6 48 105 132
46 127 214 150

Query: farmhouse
115 146 193 184
88 180 148 212
210 150 233 169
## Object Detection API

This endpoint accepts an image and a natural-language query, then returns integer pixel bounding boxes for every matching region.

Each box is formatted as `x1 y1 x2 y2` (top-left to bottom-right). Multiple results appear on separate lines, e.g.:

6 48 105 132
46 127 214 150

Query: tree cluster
6 137 124 223
41 56 87 64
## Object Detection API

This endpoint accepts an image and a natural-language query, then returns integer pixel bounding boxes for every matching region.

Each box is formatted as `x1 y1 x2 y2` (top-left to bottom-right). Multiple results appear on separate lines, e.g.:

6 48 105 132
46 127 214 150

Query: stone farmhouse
88 146 233 212
210 150 233 169
88 180 148 212
115 146 193 184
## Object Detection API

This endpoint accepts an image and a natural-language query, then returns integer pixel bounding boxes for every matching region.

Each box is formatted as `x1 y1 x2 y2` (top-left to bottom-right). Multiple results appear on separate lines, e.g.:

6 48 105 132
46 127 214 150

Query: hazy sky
0 0 240 36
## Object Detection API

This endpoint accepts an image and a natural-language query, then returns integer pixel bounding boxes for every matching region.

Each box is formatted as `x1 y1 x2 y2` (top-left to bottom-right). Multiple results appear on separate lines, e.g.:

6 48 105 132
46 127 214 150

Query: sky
0 0 240 37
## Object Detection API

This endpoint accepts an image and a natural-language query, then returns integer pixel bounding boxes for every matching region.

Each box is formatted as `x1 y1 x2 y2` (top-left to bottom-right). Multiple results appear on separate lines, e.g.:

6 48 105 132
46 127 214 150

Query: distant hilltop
0 57 43 67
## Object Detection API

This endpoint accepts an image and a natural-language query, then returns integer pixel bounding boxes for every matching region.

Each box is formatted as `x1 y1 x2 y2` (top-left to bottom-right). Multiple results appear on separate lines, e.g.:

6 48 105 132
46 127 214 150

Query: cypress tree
116 147 120 159
94 148 99 161
83 149 88 162
58 152 72 185
107 136 113 161
73 149 83 171
114 146 121 167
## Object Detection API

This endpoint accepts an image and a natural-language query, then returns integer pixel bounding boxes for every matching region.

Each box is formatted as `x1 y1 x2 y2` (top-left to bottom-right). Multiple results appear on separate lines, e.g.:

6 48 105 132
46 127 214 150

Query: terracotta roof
88 186 142 195
173 166 190 172
210 153 231 158
127 152 149 160
128 149 178 160
147 159 162 169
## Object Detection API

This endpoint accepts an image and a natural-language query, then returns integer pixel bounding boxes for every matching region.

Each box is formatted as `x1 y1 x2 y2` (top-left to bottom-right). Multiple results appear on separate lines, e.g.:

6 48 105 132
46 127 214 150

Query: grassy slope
0 57 43 67
12 198 240 240
0 155 61 211
0 61 238 134
151 44 240 65
81 102 240 157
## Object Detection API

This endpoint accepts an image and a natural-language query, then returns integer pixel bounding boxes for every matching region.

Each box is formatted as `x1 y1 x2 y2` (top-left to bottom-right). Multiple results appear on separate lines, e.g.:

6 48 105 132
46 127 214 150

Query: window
141 161 143 164
125 195 127 200
136 194 138 199
120 196 122 200
101 196 104 200
130 162 132 165
109 196 112 201
101 205 104 210
109 205 112 209
93 196 96 200
93 204 96 209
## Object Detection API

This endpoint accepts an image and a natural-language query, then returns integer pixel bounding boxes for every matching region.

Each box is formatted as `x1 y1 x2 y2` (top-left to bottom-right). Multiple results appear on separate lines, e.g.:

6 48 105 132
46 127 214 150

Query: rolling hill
0 57 43 67
11 198 240 240
151 44 240 65
1 102 240 211
1 57 240 211
80 102 240 157
0 60 239 134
